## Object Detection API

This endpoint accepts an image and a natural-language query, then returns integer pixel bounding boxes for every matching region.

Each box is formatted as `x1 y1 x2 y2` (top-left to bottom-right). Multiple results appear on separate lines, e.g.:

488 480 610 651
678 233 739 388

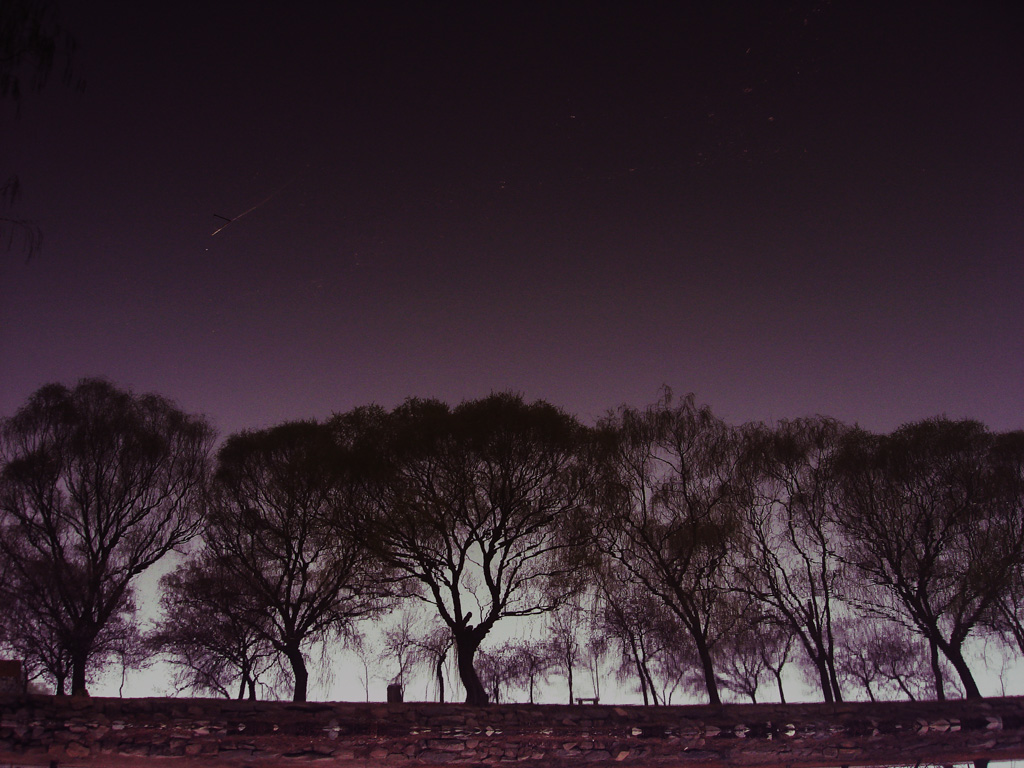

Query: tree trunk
641 658 660 705
284 646 309 702
814 656 835 703
693 634 721 706
823 606 844 703
453 632 488 705
941 640 982 699
70 646 89 697
773 670 786 704
802 632 839 703
928 636 946 701
435 658 445 703
626 635 649 705
238 670 257 700
567 664 574 705
634 655 649 705
828 663 844 702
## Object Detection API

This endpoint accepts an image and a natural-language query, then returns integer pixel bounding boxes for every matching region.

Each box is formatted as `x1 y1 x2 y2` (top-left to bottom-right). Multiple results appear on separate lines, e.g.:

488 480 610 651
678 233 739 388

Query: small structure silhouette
0 661 22 694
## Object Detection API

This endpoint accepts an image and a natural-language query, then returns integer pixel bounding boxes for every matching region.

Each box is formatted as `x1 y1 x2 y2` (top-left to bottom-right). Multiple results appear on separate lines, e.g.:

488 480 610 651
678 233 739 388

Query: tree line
1 379 1022 705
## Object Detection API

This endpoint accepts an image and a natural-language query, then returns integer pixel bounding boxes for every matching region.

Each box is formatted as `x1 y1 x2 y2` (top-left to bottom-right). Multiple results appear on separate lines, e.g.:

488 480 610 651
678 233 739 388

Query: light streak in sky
211 177 295 236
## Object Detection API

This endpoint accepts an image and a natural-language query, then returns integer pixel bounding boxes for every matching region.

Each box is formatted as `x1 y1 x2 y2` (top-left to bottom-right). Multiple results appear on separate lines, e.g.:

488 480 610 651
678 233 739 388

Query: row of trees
2 379 1022 705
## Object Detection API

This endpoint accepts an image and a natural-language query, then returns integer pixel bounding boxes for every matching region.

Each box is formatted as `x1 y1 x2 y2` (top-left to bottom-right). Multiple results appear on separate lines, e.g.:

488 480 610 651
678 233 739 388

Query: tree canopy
4 380 1024 706
831 419 1024 699
334 392 594 705
593 390 746 705
203 420 391 702
0 378 213 695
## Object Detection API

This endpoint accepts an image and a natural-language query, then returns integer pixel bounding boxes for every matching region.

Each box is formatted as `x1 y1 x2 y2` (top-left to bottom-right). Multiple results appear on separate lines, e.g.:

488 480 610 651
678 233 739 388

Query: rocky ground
2 693 1023 766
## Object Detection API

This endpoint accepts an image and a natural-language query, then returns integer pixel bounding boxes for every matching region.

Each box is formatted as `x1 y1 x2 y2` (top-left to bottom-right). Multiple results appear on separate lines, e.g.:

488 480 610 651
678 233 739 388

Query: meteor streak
211 178 294 235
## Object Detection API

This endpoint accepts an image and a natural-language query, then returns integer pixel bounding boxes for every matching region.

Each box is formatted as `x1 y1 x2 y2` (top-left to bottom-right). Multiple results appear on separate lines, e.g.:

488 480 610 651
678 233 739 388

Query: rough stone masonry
2 693 1024 766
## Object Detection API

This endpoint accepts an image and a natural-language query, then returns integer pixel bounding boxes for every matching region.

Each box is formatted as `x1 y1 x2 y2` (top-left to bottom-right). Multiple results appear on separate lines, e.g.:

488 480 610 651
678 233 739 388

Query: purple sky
2 1 1022 438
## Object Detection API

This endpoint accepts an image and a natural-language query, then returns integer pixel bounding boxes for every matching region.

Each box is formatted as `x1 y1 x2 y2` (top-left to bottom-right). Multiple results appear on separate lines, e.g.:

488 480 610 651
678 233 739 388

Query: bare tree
0 379 213 695
986 565 1024 657
506 639 554 704
349 632 377 702
715 604 795 704
476 642 518 704
736 417 850 702
595 575 672 705
1 557 76 694
205 420 390 702
647 630 701 705
982 432 1024 658
831 419 1024 699
407 621 453 703
109 620 148 698
0 558 137 694
546 595 589 703
337 394 593 705
834 617 938 702
593 390 746 705
149 554 276 699
582 628 609 704
379 610 418 693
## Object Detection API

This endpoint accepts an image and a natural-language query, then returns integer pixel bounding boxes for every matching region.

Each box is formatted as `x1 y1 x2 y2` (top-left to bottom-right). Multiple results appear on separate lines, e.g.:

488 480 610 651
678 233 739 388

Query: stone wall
2 693 1024 767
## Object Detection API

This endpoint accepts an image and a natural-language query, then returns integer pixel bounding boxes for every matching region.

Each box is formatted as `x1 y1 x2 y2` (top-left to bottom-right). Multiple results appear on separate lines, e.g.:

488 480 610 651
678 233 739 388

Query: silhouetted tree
476 642 517 704
379 609 418 693
546 595 589 704
834 617 937 702
349 632 377 702
582 627 609 704
336 394 593 705
0 556 74 693
758 619 795 703
149 554 276 699
506 639 554 704
0 379 213 695
736 417 850 702
0 556 138 694
831 419 1024 699
205 420 390 702
595 574 671 705
593 391 745 705
987 566 1024 658
715 603 795 704
981 432 1024 658
407 620 453 703
108 618 148 698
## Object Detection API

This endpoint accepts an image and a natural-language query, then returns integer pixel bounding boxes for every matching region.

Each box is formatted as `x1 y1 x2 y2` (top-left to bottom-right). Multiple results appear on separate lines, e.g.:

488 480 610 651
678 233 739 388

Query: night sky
3 1 1022 437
